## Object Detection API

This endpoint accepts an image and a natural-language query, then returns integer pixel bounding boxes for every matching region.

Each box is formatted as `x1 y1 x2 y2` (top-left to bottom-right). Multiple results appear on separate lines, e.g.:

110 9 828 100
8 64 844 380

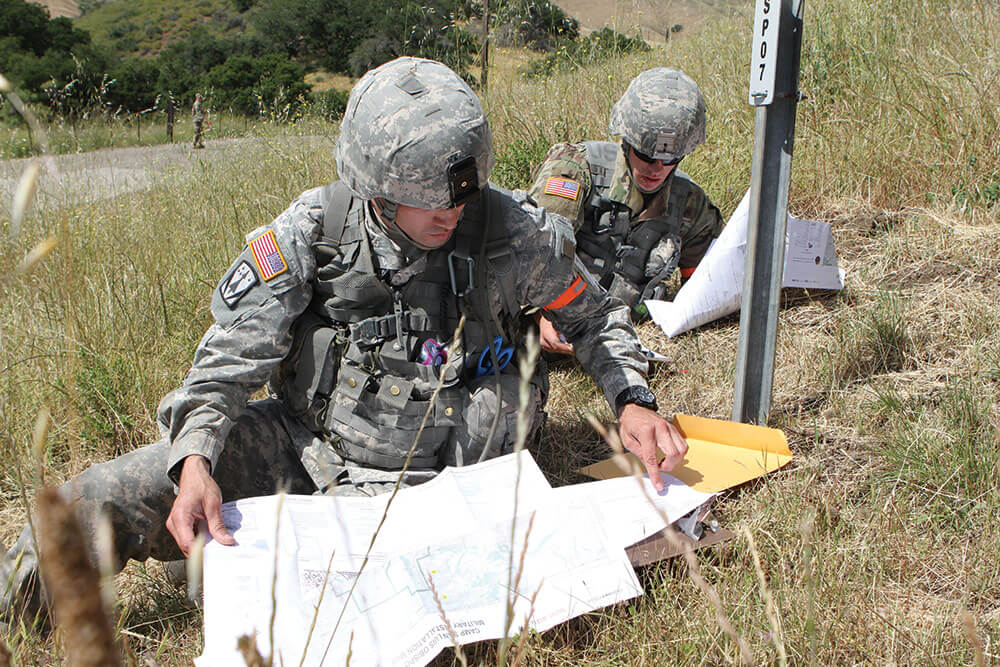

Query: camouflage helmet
334 57 494 210
608 68 706 162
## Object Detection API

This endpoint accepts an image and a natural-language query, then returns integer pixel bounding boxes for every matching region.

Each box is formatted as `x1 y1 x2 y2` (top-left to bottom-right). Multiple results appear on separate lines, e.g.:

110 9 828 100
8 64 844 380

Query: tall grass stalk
741 525 787 665
498 332 540 665
426 572 468 667
319 317 466 663
585 415 754 664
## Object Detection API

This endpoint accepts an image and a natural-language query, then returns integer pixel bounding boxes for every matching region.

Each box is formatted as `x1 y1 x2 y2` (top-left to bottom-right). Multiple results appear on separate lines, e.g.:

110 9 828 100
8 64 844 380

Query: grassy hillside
2 0 999 663
74 0 244 56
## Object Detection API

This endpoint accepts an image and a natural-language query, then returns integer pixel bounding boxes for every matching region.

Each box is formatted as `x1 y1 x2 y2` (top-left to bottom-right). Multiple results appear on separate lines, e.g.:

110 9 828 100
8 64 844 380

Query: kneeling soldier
1 58 687 625
529 68 724 354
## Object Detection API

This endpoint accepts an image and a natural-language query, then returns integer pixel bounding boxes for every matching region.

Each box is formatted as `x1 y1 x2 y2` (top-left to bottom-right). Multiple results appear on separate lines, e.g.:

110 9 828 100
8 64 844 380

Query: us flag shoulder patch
249 230 288 281
543 177 581 200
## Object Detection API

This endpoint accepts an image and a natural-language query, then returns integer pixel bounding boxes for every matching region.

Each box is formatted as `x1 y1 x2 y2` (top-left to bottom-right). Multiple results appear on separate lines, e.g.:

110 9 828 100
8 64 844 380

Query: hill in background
29 0 78 18
74 0 244 57
29 0 731 57
555 0 741 42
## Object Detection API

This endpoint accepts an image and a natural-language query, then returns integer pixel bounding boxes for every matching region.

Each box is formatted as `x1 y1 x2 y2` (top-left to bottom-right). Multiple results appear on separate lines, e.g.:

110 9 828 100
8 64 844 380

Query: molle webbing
293 181 523 470
576 150 693 290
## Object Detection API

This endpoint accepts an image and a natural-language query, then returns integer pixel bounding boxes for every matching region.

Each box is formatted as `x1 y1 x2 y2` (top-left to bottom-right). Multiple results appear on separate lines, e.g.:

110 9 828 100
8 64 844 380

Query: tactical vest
273 182 521 471
576 140 690 298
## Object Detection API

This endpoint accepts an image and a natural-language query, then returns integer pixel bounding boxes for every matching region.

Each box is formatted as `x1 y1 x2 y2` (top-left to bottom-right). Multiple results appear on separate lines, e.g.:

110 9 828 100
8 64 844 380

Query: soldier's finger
167 512 196 557
657 422 688 471
203 497 235 546
634 435 664 492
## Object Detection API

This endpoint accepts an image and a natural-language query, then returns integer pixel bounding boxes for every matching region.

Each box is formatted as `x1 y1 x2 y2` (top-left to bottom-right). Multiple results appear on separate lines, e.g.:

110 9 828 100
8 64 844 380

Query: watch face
634 387 656 404
617 385 658 414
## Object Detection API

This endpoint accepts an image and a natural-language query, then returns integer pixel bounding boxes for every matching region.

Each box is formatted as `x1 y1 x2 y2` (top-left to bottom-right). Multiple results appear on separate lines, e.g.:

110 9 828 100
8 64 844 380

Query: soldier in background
1 57 686 625
192 93 206 149
528 68 724 354
166 93 175 142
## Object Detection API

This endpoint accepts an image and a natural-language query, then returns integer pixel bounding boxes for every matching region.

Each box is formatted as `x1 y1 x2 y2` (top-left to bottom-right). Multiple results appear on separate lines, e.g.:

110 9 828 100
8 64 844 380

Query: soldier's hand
617 405 688 492
536 312 573 355
166 455 236 556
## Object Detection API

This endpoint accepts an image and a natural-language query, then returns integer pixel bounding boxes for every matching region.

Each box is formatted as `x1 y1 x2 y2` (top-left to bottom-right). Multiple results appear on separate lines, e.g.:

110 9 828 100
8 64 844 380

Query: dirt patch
34 0 80 18
555 0 738 42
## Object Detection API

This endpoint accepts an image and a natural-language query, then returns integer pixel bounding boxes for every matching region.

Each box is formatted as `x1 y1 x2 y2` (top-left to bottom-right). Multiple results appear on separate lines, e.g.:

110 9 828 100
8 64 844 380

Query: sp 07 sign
749 0 781 105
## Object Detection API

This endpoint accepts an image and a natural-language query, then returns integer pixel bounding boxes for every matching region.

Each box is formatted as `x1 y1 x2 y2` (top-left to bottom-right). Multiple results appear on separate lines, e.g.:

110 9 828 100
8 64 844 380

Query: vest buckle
448 250 475 297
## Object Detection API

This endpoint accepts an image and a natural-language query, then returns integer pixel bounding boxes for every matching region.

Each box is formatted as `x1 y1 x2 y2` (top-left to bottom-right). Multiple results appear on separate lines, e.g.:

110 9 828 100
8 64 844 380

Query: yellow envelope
579 413 792 493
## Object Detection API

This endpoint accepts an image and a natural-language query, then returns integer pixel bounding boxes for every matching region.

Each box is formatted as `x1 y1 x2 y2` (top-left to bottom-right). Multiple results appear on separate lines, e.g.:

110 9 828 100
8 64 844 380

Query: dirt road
0 136 328 219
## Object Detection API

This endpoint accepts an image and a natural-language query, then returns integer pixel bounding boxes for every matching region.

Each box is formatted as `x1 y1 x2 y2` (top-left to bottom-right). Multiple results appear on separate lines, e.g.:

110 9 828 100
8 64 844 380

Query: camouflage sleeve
156 186 327 482
506 190 648 409
677 180 724 278
527 143 591 232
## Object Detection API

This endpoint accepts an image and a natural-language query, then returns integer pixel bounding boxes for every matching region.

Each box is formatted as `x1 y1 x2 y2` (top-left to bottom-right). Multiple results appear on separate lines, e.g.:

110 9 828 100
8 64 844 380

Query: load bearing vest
576 140 691 293
271 182 522 470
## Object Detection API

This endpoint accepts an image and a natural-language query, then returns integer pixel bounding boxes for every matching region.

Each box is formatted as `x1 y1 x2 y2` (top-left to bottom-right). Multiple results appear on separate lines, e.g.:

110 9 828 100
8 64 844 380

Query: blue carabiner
474 336 514 378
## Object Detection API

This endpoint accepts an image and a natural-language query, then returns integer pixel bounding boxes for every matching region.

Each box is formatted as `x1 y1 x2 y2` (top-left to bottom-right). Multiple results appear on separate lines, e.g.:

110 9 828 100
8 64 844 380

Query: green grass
1 111 335 159
3 0 1000 663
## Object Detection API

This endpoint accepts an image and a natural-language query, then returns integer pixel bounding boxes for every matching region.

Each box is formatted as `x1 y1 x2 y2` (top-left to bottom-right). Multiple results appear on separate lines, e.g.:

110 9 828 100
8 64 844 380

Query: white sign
749 0 782 105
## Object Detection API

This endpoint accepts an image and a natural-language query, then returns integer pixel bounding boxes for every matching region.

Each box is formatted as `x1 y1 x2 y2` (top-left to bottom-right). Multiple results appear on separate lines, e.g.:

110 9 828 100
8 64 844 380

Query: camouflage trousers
192 119 204 148
0 371 546 626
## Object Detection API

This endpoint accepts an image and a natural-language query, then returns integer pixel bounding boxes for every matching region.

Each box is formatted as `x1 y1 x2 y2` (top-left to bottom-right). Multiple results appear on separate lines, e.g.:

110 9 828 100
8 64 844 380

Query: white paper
646 188 845 338
549 472 715 551
198 451 712 667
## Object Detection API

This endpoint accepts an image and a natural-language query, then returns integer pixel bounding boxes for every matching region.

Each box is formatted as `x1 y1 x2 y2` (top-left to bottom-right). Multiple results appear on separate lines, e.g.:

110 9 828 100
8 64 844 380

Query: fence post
732 0 806 425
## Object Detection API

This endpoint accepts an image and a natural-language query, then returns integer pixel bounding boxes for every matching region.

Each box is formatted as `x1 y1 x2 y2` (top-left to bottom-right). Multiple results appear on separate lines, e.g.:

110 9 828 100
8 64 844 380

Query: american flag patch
249 230 288 281
543 177 581 200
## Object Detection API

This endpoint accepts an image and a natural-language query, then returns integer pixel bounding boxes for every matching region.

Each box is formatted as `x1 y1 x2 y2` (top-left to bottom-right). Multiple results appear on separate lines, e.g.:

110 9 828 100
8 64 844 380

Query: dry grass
37 487 121 666
2 0 1000 663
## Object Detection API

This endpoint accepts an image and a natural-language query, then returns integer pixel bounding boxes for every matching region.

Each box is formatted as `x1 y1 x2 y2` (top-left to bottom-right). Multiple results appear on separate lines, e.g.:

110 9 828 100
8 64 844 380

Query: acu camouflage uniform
192 95 205 149
529 142 722 313
529 68 723 314
0 138 649 628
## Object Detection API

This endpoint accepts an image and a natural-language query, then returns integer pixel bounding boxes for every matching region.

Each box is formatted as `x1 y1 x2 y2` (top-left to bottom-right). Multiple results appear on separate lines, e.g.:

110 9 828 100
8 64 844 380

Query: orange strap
679 266 696 279
544 275 585 311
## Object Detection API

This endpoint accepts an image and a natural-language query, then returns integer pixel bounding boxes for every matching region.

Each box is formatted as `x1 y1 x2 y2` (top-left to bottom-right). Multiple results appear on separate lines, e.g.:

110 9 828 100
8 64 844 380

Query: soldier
0 58 687 626
528 68 724 354
192 93 205 149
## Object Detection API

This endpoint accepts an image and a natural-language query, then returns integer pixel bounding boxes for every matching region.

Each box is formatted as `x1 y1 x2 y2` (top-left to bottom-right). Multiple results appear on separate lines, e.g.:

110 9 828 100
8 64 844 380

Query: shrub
307 88 349 121
492 0 579 50
519 27 649 79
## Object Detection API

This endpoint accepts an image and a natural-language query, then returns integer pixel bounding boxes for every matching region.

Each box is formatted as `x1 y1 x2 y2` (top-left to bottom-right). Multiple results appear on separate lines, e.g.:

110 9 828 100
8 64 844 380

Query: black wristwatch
614 385 659 416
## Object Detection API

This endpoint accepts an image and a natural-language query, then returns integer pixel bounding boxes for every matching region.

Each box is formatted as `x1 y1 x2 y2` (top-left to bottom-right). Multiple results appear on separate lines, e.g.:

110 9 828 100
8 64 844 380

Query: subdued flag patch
543 177 581 200
249 230 288 281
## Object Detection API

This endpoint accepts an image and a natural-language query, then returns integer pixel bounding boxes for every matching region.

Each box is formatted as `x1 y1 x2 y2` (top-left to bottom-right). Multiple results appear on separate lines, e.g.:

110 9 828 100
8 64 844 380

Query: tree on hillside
252 0 475 75
0 0 93 100
491 0 579 50
204 53 309 115
106 57 160 112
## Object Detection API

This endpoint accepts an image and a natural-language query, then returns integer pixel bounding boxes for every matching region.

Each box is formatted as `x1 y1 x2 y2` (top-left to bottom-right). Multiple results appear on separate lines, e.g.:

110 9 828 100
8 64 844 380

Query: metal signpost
732 0 805 424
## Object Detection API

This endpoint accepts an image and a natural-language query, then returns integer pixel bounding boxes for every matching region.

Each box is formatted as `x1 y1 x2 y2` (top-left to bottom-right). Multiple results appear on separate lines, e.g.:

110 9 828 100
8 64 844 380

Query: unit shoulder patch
543 177 581 201
249 229 289 281
220 261 259 308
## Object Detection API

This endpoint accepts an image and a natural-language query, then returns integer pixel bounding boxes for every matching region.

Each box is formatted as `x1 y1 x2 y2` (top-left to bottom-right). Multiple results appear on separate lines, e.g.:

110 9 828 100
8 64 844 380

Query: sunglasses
628 144 683 167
